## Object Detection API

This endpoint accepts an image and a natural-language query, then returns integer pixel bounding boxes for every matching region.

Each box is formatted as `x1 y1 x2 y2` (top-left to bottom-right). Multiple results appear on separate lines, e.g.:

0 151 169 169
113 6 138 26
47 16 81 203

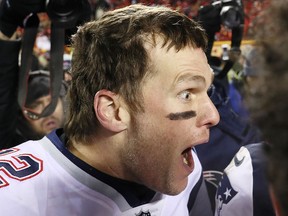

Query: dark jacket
0 39 24 148
0 39 40 149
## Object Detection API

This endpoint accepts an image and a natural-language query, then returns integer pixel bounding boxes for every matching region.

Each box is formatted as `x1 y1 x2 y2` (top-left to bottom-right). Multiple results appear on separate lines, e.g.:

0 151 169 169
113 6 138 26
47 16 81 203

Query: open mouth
182 147 194 169
45 120 57 130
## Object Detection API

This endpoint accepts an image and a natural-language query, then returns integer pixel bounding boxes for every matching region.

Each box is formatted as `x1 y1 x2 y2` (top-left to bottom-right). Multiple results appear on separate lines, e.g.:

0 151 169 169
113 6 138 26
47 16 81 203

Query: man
15 70 66 145
0 4 219 215
0 37 66 148
0 0 89 149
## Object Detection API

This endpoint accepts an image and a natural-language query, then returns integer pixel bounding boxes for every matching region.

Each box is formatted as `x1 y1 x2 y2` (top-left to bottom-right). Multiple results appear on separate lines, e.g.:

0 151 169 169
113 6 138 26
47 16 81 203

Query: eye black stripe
166 110 196 120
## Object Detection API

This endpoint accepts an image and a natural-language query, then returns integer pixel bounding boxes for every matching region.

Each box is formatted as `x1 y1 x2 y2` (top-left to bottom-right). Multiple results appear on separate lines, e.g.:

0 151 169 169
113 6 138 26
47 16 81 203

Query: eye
26 102 39 109
178 90 192 101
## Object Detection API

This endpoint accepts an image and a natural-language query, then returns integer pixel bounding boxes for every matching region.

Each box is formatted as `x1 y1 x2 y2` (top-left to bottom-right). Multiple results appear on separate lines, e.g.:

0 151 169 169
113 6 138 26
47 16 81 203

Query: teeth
183 157 188 165
183 153 188 165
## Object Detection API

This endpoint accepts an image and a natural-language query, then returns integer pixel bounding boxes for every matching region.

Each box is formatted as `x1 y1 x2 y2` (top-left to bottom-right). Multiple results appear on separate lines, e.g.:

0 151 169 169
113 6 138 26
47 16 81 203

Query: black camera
46 0 87 28
215 0 244 29
17 0 90 118
197 0 244 72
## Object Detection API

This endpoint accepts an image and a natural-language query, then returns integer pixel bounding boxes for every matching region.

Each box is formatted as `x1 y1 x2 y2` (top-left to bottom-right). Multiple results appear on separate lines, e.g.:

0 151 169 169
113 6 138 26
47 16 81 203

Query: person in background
245 0 288 215
241 47 262 97
0 3 220 215
14 70 67 146
0 24 67 149
0 0 88 149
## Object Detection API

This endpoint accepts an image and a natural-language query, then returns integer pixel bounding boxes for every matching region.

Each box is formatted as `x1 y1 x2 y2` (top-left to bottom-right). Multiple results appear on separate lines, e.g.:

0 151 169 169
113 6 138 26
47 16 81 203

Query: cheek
144 96 197 132
27 119 42 131
144 119 193 156
142 106 197 141
131 124 176 170
165 118 197 138
52 101 64 119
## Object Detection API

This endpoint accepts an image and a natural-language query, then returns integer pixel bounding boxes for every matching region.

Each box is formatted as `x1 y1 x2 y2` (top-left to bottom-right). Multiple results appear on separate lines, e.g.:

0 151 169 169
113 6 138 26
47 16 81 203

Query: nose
198 97 220 128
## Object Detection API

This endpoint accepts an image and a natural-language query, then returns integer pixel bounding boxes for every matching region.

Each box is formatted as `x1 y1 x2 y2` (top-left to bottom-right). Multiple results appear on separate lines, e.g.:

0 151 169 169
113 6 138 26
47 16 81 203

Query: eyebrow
177 73 205 83
173 74 205 92
175 71 214 87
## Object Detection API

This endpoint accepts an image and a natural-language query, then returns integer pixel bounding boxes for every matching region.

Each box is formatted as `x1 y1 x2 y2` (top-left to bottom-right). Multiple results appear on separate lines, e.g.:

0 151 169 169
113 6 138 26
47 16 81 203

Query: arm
0 31 21 149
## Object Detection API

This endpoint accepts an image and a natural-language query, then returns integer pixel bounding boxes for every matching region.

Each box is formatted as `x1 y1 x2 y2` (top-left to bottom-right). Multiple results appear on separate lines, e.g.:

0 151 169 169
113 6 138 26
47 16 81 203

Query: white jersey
0 130 211 216
214 143 275 216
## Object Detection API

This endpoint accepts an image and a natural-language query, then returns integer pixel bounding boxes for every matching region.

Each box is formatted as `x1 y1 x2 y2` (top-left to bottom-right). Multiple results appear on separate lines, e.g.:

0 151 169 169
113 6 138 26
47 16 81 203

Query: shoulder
0 140 48 186
215 143 275 216
0 140 49 213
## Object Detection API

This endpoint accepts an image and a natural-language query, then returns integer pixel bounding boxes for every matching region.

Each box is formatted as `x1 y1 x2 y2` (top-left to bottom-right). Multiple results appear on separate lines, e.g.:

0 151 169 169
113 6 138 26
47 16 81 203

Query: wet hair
65 4 208 143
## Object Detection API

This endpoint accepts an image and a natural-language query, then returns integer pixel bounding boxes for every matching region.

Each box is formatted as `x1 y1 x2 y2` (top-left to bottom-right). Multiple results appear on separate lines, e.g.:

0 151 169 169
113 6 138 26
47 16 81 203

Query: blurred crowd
24 0 270 72
1 0 287 215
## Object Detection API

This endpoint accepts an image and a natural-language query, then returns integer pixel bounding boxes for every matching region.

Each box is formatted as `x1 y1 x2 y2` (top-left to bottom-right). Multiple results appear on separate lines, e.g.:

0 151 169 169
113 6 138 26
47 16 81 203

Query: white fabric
215 146 254 216
0 137 202 216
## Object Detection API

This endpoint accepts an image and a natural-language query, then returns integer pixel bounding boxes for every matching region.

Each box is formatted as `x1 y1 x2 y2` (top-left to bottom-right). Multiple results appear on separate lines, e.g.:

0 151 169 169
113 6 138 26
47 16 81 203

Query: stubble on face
121 113 187 195
118 41 208 195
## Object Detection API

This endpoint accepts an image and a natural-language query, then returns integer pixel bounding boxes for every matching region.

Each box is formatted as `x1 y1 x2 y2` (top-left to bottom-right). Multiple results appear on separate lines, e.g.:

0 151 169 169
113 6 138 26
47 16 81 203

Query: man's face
122 44 220 195
24 95 65 137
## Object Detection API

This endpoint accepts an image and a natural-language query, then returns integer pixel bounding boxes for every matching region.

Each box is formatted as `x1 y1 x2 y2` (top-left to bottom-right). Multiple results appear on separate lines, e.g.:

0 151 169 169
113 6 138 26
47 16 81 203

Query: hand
0 0 45 37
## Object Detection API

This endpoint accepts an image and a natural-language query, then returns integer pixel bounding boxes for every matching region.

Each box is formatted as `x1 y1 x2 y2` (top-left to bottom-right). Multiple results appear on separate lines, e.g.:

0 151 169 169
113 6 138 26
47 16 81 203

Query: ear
94 90 129 132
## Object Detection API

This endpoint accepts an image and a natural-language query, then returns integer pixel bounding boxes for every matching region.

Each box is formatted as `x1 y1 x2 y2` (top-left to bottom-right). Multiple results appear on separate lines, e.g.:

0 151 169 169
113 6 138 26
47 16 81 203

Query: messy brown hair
64 4 207 143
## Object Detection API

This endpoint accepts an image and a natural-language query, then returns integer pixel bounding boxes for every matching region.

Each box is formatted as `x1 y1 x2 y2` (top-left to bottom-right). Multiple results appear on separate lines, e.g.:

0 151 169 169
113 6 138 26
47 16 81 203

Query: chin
44 125 58 133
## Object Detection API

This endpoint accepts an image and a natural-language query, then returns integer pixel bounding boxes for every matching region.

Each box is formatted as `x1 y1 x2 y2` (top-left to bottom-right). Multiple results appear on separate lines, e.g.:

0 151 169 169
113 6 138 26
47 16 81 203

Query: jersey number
0 148 43 188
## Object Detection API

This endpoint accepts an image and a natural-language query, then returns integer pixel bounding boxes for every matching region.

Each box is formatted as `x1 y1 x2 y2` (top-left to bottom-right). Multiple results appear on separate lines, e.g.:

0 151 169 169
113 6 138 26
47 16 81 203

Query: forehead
146 41 213 86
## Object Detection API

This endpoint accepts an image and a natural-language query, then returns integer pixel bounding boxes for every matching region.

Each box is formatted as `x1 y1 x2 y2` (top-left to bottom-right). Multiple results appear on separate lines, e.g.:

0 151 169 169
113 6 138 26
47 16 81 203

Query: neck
67 133 125 179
